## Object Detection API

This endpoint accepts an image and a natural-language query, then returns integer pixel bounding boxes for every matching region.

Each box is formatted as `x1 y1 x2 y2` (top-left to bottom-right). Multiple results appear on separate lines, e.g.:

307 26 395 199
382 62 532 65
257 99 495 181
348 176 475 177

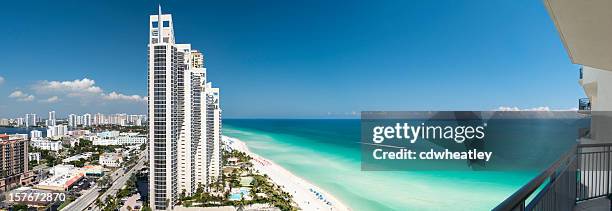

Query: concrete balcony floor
575 198 610 211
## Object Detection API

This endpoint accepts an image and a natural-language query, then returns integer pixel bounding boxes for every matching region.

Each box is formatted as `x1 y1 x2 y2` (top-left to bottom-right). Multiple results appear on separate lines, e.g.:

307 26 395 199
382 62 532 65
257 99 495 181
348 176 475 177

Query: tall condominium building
47 124 68 138
205 83 222 180
92 113 145 126
25 114 36 127
68 114 77 128
48 111 56 126
16 118 25 127
148 7 222 210
83 113 92 127
0 119 9 126
0 134 33 191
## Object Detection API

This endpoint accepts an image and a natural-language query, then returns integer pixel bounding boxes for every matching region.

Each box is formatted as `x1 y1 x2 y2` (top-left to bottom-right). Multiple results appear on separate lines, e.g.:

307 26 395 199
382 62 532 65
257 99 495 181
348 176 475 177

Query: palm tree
237 197 247 211
95 198 103 208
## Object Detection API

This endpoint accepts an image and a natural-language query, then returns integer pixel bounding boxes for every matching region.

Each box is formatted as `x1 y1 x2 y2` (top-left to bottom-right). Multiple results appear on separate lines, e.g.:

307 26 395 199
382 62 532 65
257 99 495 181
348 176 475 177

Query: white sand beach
223 136 351 211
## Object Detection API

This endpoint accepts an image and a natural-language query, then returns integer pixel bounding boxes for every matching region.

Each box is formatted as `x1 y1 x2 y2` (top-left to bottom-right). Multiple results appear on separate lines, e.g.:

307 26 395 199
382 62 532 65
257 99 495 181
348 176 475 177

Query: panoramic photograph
1 0 611 210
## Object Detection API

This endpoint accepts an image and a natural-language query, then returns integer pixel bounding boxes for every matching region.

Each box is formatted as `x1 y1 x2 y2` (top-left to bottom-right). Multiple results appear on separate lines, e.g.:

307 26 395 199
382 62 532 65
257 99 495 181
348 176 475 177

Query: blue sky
0 0 582 118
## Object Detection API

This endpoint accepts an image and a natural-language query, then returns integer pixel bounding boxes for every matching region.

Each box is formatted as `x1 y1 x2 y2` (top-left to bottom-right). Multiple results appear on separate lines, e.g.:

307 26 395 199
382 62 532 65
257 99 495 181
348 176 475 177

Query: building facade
46 124 68 138
48 111 56 126
30 139 63 151
0 134 31 191
148 7 222 210
25 114 36 127
99 153 123 168
30 130 42 139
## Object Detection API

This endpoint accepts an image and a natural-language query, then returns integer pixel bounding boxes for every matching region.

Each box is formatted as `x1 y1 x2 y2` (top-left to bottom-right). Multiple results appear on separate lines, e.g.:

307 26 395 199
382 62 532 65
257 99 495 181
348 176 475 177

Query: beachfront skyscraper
205 82 222 180
148 7 222 210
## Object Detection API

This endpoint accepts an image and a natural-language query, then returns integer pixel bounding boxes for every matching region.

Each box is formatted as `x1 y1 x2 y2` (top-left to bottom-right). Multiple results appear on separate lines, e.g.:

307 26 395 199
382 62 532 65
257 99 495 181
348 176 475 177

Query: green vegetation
29 148 61 166
29 160 39 168
249 174 296 211
141 204 153 211
57 196 76 210
224 150 252 164
117 174 138 198
123 152 139 168
84 125 147 133
179 149 298 211
100 195 121 211
98 175 112 189
68 158 87 167
97 174 138 210
11 204 28 210
30 137 120 168
69 138 121 156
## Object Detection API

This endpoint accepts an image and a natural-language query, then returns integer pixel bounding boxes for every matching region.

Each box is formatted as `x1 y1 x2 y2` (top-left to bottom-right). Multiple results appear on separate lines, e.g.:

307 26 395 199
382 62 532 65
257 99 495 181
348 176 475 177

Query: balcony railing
494 143 612 211
579 98 591 111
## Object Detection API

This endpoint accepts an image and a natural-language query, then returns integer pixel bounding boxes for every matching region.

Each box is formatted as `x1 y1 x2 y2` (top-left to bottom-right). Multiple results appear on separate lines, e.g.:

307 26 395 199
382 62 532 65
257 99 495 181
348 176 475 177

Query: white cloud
9 90 26 98
18 95 35 102
0 76 4 85
40 96 60 103
32 78 145 104
103 92 146 102
34 78 103 95
9 90 35 102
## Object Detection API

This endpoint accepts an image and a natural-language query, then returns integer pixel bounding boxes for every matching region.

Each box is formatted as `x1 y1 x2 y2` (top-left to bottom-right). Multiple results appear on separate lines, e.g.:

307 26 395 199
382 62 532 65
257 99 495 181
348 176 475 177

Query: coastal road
61 185 100 211
62 150 147 211
100 152 147 201
88 151 147 210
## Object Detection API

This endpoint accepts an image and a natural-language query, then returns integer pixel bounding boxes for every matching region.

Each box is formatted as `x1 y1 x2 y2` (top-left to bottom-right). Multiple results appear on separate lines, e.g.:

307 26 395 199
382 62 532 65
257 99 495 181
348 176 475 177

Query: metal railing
494 143 612 211
579 98 591 111
577 144 612 201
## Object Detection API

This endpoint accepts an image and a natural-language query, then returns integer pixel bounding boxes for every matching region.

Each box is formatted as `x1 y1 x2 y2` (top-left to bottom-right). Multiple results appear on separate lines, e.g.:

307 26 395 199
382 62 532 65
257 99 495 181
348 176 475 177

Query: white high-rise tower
48 111 56 126
148 6 222 210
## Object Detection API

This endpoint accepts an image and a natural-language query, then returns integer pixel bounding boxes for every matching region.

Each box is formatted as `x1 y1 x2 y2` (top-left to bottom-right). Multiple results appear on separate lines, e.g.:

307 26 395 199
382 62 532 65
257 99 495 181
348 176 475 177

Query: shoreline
222 135 351 211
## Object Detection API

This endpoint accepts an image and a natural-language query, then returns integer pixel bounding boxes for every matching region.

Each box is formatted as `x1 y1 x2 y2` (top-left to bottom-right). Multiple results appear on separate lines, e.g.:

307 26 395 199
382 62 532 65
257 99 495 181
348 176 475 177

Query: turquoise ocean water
222 119 543 211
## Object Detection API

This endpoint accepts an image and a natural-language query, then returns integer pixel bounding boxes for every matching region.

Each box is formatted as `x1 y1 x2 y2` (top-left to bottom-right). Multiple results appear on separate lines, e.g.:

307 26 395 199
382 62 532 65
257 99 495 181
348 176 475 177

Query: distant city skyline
1 1 583 118
0 112 146 127
0 111 146 120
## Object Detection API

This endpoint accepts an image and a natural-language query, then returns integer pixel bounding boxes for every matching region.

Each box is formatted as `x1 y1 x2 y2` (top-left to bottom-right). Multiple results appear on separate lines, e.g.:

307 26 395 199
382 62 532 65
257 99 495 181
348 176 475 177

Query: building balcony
494 143 612 211
579 98 591 114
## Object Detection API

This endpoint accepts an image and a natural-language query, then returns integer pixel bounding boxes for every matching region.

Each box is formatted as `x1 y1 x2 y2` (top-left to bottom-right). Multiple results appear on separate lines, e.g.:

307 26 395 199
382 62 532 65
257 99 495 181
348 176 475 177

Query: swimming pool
229 188 250 201
229 193 242 201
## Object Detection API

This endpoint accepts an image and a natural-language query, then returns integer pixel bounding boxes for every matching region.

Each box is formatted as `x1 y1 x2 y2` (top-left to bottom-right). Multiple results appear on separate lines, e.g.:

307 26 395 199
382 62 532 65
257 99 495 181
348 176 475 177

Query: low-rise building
82 165 104 177
46 124 68 138
35 165 84 191
99 153 123 167
62 152 93 163
30 138 63 151
13 133 28 140
97 131 120 138
68 129 91 138
30 130 42 139
92 132 147 146
28 152 41 164
62 137 80 147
